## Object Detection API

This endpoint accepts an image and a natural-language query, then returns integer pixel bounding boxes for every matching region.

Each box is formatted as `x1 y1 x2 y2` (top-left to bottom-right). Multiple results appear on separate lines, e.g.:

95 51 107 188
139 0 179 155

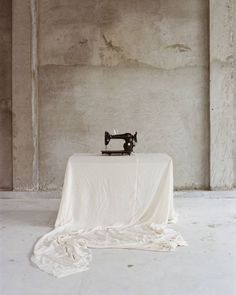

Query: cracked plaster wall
38 0 209 190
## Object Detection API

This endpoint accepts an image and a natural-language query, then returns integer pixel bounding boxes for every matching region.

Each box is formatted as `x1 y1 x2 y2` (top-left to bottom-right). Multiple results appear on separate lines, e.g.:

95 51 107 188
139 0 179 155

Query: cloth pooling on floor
31 153 186 277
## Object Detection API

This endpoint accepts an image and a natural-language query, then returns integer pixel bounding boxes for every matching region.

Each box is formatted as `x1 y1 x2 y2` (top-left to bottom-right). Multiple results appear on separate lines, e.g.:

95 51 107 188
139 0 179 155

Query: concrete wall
232 1 235 187
0 0 12 190
210 0 235 189
12 0 38 191
5 0 235 191
38 0 209 190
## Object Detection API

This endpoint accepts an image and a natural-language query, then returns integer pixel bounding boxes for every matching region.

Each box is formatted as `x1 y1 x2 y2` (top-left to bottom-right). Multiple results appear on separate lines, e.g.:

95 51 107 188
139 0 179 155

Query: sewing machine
101 131 138 155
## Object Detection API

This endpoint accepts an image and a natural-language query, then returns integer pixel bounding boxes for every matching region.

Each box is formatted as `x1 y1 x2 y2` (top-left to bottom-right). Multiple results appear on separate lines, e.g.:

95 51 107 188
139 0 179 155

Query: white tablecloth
31 153 186 277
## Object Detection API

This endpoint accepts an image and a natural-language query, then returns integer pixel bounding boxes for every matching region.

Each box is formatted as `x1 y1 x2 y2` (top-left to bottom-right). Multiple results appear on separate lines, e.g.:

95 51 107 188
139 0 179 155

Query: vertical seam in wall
232 0 235 187
232 0 235 188
30 0 39 190
10 0 13 190
208 0 211 190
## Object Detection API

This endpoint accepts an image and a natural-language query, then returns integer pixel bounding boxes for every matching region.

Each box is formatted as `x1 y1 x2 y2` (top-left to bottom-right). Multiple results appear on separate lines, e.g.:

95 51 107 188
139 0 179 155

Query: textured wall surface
210 0 234 189
232 0 235 188
38 0 209 190
0 0 12 190
12 0 38 191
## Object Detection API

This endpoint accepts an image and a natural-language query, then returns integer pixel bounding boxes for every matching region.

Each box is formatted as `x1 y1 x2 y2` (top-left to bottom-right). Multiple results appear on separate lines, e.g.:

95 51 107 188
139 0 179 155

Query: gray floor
0 193 236 295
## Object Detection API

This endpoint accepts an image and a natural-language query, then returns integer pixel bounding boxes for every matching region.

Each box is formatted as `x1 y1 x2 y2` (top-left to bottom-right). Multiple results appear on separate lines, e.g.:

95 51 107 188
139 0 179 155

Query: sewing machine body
101 131 137 156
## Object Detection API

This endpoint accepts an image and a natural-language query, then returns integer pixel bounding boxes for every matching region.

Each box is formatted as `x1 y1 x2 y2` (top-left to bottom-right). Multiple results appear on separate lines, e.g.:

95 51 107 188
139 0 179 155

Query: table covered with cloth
31 153 186 277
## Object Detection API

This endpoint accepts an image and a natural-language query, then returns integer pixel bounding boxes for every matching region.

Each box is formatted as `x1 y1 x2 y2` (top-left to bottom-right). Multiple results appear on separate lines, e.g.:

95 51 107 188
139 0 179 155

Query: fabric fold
31 153 186 278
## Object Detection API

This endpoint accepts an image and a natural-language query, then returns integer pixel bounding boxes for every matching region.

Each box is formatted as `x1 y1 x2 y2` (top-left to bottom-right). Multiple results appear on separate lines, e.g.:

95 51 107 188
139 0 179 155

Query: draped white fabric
31 153 186 277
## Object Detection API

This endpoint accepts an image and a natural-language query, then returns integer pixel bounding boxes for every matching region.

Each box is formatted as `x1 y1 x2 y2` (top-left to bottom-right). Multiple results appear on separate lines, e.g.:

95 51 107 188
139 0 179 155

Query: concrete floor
0 193 236 295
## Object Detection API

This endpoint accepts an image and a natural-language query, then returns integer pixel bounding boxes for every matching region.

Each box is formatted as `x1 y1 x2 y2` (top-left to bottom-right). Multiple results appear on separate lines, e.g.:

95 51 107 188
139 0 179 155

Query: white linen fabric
31 153 186 278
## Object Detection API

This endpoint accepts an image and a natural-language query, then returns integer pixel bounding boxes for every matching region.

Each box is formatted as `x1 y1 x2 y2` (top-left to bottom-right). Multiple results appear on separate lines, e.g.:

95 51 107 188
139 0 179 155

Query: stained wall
9 0 236 191
37 0 210 190
0 0 12 190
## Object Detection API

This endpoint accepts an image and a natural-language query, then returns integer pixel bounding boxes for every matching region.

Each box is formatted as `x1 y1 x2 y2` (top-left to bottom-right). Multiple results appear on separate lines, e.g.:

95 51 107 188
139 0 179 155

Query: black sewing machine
101 131 138 155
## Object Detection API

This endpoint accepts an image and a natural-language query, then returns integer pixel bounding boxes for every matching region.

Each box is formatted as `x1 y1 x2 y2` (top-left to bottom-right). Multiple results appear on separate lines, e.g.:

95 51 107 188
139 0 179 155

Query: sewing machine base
101 150 132 156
